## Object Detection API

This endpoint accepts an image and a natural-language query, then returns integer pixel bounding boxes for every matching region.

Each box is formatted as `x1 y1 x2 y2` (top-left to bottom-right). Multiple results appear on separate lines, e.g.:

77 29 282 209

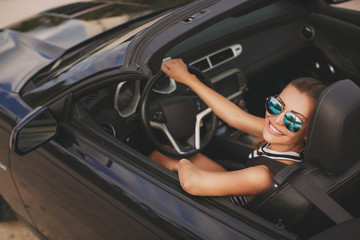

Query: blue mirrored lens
284 112 302 132
267 97 282 115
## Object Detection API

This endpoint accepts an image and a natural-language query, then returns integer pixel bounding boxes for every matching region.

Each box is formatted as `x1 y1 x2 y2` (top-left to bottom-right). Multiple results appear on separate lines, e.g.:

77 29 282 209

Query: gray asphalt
0 203 38 240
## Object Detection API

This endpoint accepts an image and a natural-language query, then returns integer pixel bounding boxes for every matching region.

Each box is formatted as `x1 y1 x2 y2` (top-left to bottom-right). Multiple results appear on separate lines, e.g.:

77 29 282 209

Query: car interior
70 0 360 161
65 0 360 238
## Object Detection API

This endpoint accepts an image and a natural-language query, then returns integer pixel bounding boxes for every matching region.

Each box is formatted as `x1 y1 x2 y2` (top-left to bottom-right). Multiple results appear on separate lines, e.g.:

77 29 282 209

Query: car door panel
9 119 262 239
9 132 175 239
56 125 260 239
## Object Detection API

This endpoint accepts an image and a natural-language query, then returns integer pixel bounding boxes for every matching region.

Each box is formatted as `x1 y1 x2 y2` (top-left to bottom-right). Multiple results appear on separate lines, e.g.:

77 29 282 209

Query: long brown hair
253 77 327 149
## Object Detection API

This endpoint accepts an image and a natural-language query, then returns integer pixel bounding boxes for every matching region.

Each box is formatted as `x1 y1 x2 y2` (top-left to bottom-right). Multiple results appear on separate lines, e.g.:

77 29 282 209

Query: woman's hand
176 159 204 195
161 59 197 85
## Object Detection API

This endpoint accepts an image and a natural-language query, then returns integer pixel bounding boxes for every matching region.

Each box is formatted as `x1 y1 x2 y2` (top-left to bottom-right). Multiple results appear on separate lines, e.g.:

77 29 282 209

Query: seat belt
289 172 353 224
248 157 353 224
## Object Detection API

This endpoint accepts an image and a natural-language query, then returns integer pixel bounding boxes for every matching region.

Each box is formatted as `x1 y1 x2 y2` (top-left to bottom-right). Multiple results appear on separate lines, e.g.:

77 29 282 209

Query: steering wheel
141 66 218 158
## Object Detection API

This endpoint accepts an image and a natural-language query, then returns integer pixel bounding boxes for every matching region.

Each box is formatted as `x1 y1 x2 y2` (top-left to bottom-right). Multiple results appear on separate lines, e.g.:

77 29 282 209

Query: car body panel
0 73 292 239
6 2 153 49
9 134 174 239
0 0 359 239
21 40 129 106
0 86 34 225
8 111 274 239
0 30 65 92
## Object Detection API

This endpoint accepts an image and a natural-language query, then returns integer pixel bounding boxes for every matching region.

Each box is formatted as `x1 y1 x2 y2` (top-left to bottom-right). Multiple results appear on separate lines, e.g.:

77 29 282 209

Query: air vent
210 49 234 66
192 59 211 72
44 2 106 17
190 44 242 72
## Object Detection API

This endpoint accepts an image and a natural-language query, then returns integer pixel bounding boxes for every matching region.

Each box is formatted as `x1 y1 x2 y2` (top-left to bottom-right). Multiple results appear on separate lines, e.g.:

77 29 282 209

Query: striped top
228 143 303 206
249 143 303 163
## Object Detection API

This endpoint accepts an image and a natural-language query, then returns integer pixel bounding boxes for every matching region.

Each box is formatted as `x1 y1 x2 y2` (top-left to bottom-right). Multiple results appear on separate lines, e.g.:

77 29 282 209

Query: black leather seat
245 80 360 238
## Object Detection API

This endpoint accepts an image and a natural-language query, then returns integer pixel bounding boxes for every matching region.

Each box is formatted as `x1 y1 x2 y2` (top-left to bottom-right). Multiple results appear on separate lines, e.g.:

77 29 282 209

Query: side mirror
10 107 58 155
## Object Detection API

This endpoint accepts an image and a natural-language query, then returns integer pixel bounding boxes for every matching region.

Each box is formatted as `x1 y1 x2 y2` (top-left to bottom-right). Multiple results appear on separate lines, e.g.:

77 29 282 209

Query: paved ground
0 221 38 240
0 202 38 240
0 0 359 239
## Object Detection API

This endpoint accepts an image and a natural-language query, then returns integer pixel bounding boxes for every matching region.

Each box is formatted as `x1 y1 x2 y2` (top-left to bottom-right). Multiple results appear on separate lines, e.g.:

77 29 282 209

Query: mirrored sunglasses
265 96 303 133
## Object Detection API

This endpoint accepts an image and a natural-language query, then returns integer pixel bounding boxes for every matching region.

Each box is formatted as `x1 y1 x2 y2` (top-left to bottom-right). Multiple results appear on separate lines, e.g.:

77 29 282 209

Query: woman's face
262 84 315 152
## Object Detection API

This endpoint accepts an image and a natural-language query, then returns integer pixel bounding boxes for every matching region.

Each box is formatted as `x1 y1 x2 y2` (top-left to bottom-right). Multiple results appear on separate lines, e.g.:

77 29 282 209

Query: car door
9 73 280 240
0 88 35 226
8 95 176 239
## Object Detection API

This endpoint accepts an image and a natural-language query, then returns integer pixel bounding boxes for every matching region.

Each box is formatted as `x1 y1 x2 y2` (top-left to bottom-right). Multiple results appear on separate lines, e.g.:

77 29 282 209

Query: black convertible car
0 0 359 239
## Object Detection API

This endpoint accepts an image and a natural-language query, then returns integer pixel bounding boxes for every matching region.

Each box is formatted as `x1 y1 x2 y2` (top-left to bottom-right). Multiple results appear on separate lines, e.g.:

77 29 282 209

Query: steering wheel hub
141 66 217 157
158 96 197 140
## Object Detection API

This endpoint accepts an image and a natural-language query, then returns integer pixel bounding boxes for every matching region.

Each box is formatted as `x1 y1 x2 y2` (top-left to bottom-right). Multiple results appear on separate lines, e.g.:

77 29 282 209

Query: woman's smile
268 121 285 136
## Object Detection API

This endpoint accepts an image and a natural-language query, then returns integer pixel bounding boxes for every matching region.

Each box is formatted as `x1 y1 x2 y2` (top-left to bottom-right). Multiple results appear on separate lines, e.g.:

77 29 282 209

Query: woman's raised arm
161 59 265 137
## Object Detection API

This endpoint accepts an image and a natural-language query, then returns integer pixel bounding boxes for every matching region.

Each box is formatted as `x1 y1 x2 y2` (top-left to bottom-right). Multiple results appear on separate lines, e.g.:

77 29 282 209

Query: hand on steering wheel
140 64 218 157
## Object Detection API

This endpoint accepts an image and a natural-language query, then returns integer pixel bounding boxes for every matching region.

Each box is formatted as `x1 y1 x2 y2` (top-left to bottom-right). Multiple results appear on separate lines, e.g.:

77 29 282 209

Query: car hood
4 2 160 49
0 1 189 93
0 29 66 92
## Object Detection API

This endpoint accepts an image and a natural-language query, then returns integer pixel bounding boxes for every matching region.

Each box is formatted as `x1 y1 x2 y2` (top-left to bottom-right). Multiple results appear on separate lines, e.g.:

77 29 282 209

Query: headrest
305 80 360 175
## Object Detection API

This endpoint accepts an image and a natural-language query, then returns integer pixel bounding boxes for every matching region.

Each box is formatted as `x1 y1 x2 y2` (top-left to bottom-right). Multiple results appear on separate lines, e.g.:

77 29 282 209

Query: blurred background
0 0 88 28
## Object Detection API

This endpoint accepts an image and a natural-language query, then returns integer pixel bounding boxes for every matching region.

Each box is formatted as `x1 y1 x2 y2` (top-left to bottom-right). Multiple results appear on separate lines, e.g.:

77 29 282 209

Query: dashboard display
117 81 135 111
114 80 140 118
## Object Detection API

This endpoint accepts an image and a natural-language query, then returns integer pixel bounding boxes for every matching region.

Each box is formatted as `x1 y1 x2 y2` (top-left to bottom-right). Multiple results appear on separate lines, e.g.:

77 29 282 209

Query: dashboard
110 43 248 122
73 42 251 157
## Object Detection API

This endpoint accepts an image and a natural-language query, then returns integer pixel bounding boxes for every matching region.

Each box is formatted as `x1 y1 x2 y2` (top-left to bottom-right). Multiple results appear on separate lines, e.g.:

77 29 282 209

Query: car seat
244 79 360 238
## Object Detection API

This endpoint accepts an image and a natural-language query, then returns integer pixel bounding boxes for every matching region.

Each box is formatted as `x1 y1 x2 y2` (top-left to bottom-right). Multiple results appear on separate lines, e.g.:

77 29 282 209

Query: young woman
150 58 326 206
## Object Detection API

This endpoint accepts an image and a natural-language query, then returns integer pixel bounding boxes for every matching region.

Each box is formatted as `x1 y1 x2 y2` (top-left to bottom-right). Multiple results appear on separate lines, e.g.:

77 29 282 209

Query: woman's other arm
176 159 273 196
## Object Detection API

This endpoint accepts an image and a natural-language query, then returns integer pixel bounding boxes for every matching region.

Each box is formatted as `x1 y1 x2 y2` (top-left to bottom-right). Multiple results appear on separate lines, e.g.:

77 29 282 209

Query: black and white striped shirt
249 143 303 163
228 143 303 206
